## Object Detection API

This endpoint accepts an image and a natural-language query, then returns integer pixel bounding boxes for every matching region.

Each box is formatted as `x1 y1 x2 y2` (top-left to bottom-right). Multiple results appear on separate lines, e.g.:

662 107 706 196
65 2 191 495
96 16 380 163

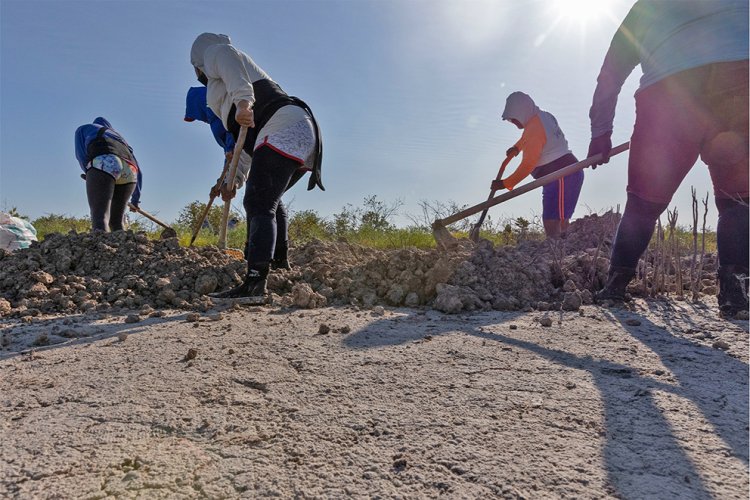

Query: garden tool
469 154 513 243
432 142 631 250
127 203 178 239
189 159 230 247
218 126 248 249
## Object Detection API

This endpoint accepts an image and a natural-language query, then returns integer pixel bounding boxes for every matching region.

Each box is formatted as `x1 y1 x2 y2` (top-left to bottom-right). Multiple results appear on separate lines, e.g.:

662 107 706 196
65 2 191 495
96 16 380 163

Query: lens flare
550 0 615 26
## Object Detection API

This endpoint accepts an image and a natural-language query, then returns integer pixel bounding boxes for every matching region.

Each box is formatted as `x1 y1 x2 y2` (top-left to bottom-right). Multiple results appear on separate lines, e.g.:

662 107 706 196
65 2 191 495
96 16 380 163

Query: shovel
218 126 248 249
432 142 630 250
468 154 513 243
128 203 178 239
189 159 230 247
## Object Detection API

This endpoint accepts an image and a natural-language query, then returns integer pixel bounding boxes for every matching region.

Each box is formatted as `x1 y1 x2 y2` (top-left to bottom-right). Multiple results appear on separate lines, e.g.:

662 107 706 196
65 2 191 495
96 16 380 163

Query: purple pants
628 60 749 203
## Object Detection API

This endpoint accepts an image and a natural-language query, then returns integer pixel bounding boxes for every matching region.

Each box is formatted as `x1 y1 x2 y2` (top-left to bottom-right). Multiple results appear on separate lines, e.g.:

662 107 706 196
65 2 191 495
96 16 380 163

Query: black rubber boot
718 265 749 319
209 262 270 305
595 266 636 303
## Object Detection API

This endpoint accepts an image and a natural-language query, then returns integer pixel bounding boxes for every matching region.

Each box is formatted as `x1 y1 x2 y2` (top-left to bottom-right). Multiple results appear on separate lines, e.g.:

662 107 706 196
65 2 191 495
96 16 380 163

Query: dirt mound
433 212 719 313
273 212 624 312
274 241 470 309
0 212 717 317
432 212 620 313
0 231 245 317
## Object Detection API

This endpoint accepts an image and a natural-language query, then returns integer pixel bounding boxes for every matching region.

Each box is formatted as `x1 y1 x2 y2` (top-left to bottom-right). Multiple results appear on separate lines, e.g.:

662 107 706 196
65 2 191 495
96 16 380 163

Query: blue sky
0 0 718 228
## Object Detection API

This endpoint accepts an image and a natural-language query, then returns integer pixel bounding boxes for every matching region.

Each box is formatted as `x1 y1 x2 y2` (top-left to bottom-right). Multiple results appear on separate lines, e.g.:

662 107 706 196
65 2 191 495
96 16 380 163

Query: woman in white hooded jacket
190 33 323 304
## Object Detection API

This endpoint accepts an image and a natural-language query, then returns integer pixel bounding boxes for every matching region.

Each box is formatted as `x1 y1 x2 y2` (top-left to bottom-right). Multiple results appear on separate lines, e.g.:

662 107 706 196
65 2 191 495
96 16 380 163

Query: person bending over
190 33 324 304
74 117 142 232
494 92 583 239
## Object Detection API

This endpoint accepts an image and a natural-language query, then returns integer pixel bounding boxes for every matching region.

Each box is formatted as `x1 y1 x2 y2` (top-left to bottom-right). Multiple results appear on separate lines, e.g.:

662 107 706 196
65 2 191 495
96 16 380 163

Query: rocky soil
0 300 747 498
0 213 723 319
1 216 746 498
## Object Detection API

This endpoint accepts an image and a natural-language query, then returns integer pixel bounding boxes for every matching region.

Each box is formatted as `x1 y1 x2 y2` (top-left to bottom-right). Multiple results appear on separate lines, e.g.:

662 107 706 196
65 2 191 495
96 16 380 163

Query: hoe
432 142 630 250
128 203 178 239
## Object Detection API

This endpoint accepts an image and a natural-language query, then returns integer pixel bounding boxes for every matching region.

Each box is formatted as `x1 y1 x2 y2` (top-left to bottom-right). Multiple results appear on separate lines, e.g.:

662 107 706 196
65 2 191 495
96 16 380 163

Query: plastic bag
0 212 38 251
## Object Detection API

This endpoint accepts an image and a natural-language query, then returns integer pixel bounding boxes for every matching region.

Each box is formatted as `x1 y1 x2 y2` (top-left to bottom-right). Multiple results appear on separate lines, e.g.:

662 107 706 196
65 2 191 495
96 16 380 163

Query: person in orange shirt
492 92 582 239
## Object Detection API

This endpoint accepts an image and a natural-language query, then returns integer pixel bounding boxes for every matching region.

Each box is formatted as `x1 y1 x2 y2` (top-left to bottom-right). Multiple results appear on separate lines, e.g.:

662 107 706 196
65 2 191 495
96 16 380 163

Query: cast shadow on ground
342 305 748 499
0 311 200 361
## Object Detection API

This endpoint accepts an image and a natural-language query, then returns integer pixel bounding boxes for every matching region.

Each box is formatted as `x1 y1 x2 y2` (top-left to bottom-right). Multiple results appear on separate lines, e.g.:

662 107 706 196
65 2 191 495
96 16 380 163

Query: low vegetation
14 192 717 254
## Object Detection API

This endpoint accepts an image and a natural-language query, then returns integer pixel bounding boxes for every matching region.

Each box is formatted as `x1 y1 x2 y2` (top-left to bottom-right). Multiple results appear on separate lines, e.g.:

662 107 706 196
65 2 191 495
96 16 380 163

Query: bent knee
702 131 748 166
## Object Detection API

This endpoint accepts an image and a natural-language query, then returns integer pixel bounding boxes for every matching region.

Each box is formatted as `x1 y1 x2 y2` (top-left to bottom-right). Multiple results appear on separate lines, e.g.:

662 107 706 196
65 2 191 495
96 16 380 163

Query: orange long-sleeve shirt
501 92 572 189
504 115 545 189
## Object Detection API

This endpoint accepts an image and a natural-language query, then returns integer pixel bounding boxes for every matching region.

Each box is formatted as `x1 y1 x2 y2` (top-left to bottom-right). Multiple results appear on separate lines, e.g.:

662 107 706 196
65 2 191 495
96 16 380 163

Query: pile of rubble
0 231 244 317
276 211 717 313
280 212 625 313
0 212 718 317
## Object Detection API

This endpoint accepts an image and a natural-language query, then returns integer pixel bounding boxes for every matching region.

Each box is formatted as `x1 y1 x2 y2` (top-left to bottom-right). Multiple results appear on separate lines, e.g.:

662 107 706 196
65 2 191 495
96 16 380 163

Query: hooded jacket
590 0 748 137
190 33 269 132
190 32 324 191
184 86 235 153
74 117 143 206
501 92 572 189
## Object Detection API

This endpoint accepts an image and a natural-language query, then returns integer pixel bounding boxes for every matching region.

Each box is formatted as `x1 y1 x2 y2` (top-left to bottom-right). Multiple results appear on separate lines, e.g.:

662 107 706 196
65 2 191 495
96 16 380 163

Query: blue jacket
184 86 235 153
74 117 143 207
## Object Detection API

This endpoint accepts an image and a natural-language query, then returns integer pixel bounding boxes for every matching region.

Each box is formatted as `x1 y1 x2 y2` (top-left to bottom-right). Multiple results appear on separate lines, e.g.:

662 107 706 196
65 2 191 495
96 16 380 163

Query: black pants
243 146 300 270
85 168 135 232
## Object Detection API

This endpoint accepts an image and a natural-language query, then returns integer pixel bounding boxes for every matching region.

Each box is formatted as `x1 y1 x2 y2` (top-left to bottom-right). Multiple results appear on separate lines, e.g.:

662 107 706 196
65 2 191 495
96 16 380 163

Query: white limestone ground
1 299 747 499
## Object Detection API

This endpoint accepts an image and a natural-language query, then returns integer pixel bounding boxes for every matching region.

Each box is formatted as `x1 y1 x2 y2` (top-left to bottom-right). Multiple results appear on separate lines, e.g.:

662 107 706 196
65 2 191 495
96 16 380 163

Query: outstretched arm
589 4 642 139
501 117 546 190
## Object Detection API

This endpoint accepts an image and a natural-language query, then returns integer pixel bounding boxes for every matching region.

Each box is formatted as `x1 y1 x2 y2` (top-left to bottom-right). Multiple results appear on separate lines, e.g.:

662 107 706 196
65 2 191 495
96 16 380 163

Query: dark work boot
718 265 749 319
271 245 291 271
595 266 636 303
209 262 270 305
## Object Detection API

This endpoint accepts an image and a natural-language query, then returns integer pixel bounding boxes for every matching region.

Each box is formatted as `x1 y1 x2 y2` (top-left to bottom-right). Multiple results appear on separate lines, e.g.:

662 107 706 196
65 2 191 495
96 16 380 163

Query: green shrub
176 200 244 235
32 214 91 239
289 209 332 243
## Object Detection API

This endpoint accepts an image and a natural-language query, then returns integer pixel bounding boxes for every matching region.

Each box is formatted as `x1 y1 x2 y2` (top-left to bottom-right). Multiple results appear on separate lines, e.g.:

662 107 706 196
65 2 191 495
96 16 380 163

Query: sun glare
550 0 614 26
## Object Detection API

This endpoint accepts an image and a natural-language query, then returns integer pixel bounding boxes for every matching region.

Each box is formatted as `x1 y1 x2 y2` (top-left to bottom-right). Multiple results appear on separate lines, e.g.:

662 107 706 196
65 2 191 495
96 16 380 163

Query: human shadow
342 306 748 498
601 306 749 464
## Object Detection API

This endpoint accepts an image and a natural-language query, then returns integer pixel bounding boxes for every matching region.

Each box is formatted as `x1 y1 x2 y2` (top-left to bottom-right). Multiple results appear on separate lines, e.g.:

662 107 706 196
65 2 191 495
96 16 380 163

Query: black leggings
85 168 135 232
242 146 300 269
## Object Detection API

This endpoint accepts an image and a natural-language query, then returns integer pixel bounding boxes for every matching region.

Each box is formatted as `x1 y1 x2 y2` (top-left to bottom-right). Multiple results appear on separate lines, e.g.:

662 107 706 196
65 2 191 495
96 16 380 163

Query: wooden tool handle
128 203 170 229
474 154 514 228
218 126 248 249
189 195 216 247
435 142 630 228
189 159 231 247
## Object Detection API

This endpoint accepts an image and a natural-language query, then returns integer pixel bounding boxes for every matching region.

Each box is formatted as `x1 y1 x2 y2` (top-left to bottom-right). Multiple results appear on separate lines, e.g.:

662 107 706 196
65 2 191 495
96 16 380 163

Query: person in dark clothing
587 0 748 318
74 117 143 232
190 33 323 305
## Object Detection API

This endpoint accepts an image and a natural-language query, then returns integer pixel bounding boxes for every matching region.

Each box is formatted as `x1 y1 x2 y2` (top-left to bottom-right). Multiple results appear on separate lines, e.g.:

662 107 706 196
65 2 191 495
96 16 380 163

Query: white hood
502 91 539 127
190 33 231 70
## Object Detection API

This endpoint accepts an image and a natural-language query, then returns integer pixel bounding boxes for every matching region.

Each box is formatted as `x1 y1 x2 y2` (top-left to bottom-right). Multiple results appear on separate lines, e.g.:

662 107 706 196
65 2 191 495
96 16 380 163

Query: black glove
506 146 519 158
80 173 87 180
491 179 507 191
588 132 612 168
